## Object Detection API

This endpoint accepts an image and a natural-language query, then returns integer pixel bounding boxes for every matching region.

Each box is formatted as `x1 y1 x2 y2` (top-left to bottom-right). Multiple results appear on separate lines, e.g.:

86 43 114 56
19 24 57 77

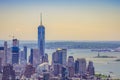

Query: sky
0 0 120 41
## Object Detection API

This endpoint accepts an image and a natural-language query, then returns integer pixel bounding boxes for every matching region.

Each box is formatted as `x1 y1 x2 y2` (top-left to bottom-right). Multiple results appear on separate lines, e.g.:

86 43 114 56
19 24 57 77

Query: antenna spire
40 13 42 25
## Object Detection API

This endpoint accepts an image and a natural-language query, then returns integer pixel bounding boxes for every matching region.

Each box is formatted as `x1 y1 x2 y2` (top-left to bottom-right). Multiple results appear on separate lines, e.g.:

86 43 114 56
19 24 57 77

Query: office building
68 56 74 67
43 72 50 80
0 47 5 66
2 64 15 80
38 14 45 57
53 63 62 76
42 53 48 63
13 64 25 79
58 49 67 65
37 62 49 74
12 39 19 47
12 46 19 64
75 60 79 74
29 48 33 64
52 52 59 64
68 56 75 77
4 41 7 64
7 48 12 64
61 66 67 80
19 50 27 65
52 49 67 65
24 64 35 78
11 38 19 64
75 58 86 75
29 48 40 67
52 49 67 77
0 58 2 72
87 61 95 75
24 46 27 61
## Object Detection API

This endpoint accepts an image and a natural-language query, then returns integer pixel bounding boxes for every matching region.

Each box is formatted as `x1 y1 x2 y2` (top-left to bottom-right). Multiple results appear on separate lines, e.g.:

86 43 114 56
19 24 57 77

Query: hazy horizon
0 0 120 41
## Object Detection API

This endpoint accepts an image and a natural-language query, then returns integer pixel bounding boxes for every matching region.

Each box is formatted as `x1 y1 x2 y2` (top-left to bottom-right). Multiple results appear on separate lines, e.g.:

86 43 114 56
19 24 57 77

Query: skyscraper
53 63 61 76
52 48 67 65
58 49 67 65
0 47 5 66
19 50 26 65
75 60 79 74
42 53 48 62
52 52 59 64
12 47 19 64
68 56 74 67
75 58 86 75
29 49 33 64
29 48 40 67
38 13 45 57
52 49 67 77
4 41 7 64
61 66 67 80
12 39 19 64
87 61 95 76
12 39 19 47
23 46 27 61
0 58 2 72
68 56 74 77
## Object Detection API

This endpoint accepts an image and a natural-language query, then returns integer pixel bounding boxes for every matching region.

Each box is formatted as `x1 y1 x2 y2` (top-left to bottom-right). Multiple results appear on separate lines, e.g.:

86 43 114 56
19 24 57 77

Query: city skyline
0 0 120 41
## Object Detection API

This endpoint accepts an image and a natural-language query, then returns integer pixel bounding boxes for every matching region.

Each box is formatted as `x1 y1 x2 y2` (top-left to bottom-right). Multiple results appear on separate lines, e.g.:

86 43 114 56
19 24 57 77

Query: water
45 49 120 78
0 40 120 78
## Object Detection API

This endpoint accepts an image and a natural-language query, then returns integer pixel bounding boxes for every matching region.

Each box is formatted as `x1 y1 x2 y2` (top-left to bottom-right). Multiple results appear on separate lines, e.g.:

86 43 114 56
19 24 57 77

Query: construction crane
9 35 15 40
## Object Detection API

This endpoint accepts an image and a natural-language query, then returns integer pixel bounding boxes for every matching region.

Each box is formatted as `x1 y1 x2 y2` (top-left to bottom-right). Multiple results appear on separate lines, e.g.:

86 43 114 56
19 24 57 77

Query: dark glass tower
24 46 27 60
29 49 33 64
38 13 45 56
12 47 19 64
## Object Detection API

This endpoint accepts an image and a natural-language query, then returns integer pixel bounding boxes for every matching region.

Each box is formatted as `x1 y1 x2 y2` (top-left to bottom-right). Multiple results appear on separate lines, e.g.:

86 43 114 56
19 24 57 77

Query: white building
36 62 49 74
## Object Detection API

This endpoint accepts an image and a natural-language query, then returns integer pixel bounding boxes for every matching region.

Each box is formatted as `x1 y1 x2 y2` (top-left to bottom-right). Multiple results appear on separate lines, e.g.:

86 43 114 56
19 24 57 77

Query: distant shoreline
93 55 117 58
115 59 120 61
0 40 120 49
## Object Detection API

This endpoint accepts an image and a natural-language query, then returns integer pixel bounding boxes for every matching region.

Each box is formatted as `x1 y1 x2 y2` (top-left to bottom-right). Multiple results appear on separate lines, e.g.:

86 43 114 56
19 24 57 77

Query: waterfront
0 40 120 79
45 49 120 78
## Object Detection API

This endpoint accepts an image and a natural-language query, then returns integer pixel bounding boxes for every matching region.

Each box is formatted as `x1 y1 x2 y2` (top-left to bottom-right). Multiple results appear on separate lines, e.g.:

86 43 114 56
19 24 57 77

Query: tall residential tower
38 13 45 56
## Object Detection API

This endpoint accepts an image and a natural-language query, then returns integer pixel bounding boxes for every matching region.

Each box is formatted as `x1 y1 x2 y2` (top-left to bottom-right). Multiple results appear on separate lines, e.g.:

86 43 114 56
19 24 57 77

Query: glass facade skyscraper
12 47 19 64
38 14 45 56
